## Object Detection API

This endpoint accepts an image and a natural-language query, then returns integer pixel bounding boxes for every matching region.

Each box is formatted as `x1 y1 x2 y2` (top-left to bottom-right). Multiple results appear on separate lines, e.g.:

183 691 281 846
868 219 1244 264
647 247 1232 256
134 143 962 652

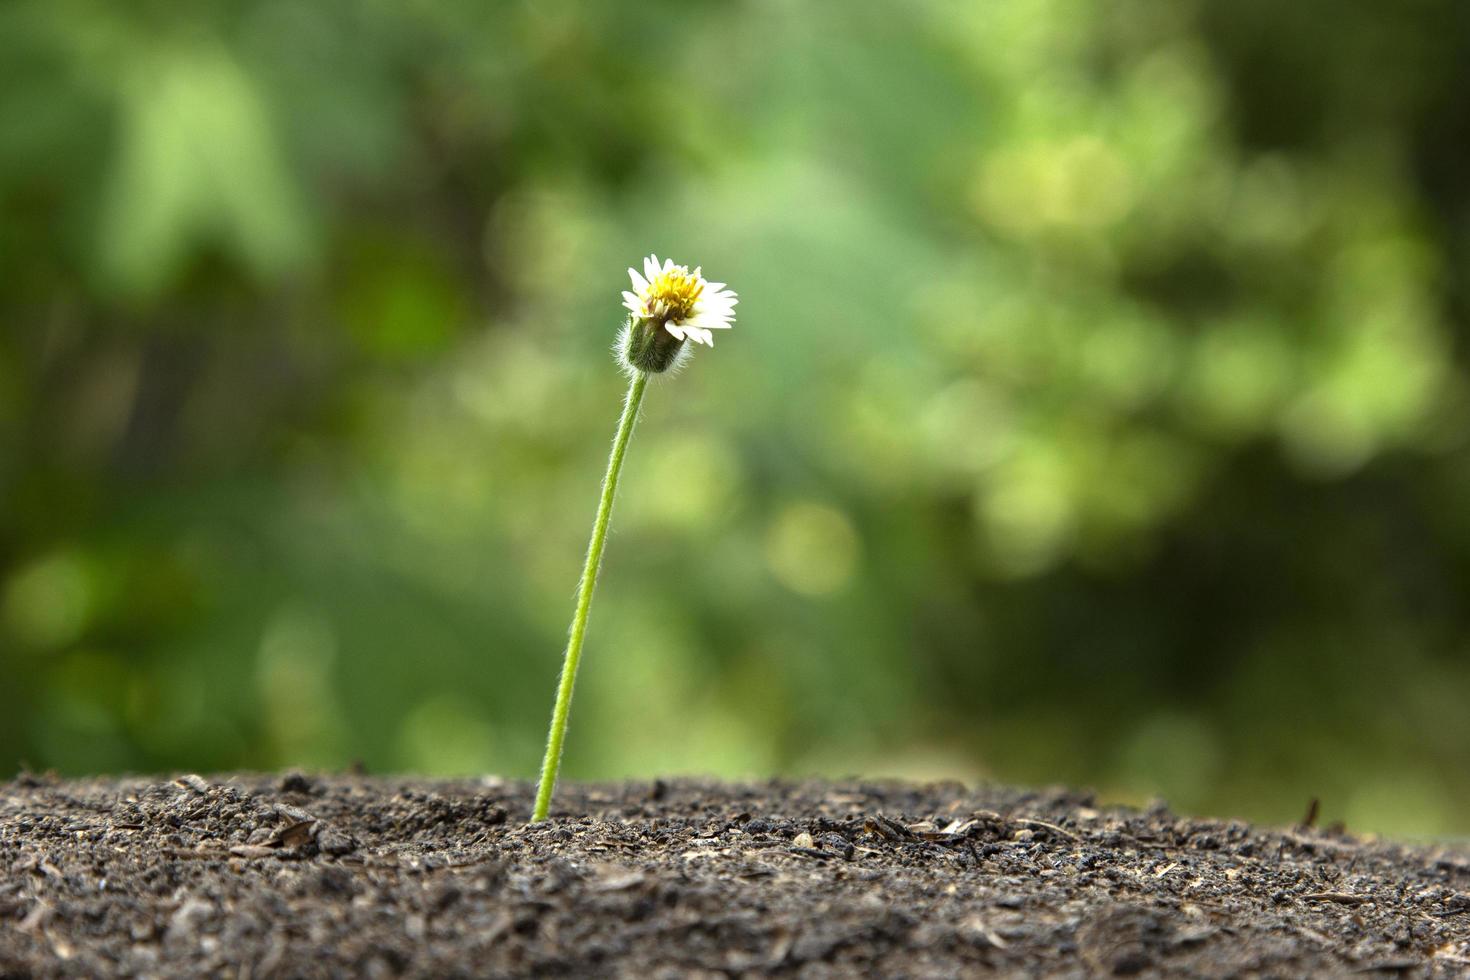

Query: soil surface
1 774 1468 978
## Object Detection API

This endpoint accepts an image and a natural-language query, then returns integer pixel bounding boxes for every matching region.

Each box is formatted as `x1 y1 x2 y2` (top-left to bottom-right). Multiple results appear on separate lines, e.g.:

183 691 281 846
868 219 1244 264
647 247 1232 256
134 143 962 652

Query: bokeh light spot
4 551 97 650
764 502 861 597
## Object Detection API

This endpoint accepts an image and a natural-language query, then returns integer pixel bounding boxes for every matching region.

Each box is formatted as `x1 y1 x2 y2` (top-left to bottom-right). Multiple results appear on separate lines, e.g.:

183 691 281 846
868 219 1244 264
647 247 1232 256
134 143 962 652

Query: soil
1 774 1468 978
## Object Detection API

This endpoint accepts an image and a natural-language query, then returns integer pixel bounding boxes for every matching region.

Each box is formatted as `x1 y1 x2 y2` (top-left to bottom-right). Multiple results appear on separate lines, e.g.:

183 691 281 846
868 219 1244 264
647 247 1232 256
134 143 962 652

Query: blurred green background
4 0 1470 838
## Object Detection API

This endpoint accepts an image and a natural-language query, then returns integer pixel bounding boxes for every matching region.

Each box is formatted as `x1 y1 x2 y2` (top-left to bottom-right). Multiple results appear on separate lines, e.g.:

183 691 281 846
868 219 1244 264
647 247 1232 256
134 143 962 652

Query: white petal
664 322 686 340
694 306 734 323
629 268 648 292
644 255 660 280
693 328 715 345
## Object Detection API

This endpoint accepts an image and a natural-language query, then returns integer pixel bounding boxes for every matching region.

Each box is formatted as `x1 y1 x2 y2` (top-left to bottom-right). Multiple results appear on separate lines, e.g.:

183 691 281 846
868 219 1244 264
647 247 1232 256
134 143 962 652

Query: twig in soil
789 847 832 860
1302 892 1372 905
1351 960 1422 973
351 854 503 874
1013 817 1079 841
1434 953 1470 966
863 815 914 841
1290 924 1339 948
18 900 52 933
1282 831 1363 854
174 774 211 794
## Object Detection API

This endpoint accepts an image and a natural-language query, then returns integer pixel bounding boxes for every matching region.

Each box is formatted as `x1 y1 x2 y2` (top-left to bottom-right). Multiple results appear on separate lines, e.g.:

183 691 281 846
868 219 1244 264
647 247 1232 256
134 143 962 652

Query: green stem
532 370 649 821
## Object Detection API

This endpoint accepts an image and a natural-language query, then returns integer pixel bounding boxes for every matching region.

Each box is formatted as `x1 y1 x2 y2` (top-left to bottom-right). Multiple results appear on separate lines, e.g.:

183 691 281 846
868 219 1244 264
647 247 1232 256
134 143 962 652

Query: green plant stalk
532 369 649 821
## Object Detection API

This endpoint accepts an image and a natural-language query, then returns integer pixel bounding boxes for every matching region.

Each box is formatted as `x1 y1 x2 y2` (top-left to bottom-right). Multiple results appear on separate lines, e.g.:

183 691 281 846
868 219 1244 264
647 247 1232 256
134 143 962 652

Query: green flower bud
622 316 686 374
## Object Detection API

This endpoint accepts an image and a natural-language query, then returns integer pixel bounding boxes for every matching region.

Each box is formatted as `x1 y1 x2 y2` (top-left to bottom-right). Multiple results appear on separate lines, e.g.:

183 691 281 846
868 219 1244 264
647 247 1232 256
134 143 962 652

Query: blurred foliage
3 0 1470 838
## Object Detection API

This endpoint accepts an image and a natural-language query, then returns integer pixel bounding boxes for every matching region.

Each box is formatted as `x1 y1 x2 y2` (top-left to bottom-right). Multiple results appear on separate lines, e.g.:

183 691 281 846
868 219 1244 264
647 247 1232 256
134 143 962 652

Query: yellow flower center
645 267 704 322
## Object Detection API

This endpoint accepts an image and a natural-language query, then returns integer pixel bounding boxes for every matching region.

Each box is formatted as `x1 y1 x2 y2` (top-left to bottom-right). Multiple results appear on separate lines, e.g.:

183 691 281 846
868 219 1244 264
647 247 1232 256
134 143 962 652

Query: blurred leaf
99 41 309 295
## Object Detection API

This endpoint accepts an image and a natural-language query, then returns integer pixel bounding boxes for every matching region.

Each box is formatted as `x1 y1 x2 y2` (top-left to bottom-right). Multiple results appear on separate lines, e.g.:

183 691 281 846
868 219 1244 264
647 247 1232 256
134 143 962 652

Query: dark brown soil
1 774 1468 978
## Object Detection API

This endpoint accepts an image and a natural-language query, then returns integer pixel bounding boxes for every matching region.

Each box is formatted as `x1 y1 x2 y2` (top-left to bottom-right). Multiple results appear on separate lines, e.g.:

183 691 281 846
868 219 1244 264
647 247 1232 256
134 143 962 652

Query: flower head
622 254 737 348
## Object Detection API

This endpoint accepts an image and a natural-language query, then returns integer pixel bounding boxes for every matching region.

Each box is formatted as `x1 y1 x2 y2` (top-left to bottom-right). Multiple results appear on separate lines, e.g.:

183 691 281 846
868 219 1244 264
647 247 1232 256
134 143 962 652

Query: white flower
622 254 738 347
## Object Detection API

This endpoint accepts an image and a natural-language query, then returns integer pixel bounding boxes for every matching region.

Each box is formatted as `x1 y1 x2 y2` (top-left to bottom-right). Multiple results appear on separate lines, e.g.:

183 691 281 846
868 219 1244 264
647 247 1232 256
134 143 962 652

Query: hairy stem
532 370 649 821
